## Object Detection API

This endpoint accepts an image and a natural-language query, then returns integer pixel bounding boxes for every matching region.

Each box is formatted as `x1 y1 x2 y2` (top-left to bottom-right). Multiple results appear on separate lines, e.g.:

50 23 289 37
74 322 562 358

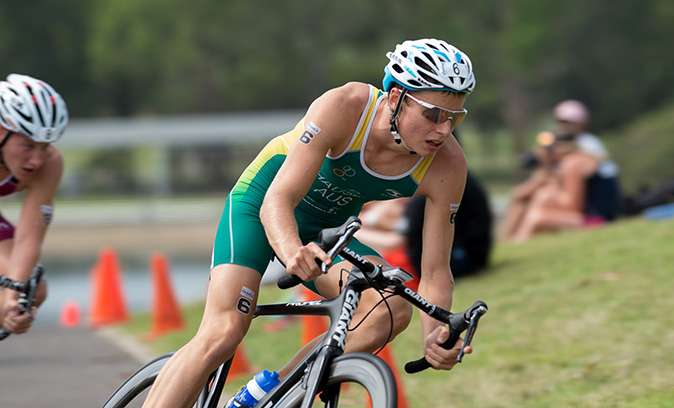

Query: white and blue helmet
0 74 68 143
383 38 476 94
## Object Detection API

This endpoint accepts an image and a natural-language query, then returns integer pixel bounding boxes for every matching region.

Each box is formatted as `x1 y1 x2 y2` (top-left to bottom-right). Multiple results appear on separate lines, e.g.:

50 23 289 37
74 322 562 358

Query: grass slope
121 216 674 407
603 104 674 196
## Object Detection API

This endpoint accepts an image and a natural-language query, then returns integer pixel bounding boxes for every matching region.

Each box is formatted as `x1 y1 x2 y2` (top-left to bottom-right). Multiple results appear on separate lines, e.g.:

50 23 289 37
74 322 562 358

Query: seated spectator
500 131 560 240
503 131 602 242
501 100 621 241
553 100 621 222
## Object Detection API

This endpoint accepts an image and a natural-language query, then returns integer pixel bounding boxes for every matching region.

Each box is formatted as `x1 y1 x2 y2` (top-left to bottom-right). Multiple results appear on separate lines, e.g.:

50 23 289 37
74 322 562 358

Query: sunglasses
405 93 468 126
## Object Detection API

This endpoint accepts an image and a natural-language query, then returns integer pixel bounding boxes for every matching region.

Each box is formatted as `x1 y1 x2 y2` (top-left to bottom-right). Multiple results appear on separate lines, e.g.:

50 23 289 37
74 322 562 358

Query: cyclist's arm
7 149 62 291
260 83 368 280
414 137 468 365
1 148 61 332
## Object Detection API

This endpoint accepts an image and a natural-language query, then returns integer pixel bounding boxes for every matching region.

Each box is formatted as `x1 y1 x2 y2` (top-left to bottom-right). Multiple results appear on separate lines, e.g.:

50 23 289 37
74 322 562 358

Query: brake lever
320 221 361 273
17 294 29 314
457 304 487 362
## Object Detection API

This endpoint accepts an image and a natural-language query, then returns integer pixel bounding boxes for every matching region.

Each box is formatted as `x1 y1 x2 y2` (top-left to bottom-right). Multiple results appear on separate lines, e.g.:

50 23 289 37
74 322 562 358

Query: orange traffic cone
145 253 185 341
89 247 129 327
60 299 81 328
366 344 409 408
228 344 253 380
300 287 328 346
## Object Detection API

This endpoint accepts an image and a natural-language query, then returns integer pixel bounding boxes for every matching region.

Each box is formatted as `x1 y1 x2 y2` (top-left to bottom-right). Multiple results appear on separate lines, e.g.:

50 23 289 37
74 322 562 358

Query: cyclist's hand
286 242 332 282
423 326 473 371
2 300 36 334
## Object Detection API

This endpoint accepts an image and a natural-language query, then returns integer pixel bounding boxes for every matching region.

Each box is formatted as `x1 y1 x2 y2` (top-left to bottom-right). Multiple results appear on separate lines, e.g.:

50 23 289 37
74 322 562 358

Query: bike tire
101 352 172 408
101 351 225 408
103 352 396 408
102 352 174 408
274 353 397 408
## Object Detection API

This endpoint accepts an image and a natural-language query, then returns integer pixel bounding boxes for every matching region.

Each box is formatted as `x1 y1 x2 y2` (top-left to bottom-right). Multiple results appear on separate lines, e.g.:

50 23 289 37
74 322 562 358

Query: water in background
35 256 287 325
36 257 211 325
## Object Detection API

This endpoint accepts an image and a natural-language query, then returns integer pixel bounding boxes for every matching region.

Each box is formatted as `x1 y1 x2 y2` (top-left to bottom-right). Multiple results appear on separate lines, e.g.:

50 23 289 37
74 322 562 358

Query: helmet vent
49 96 56 120
418 71 440 86
17 109 30 121
414 57 432 72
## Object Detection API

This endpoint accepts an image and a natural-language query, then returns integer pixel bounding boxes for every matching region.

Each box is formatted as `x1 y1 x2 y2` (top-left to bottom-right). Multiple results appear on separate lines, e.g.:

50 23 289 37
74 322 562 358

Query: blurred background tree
2 0 672 196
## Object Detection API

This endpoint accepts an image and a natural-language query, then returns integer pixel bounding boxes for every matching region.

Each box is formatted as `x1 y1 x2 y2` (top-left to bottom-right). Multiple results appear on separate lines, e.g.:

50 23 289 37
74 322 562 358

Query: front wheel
102 352 174 408
274 353 397 408
101 351 228 408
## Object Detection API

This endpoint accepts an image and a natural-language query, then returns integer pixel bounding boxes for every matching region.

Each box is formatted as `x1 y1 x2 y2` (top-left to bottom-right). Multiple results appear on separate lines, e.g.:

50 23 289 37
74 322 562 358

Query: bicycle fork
254 286 363 408
298 286 360 408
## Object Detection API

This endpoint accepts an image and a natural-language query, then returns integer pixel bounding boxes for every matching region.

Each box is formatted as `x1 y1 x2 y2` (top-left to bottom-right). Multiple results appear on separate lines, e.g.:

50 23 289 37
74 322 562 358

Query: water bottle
224 370 280 408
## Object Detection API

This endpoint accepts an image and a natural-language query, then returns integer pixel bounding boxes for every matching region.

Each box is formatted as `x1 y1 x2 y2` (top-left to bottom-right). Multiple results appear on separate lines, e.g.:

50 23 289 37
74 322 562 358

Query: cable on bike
347 294 394 356
372 292 395 356
337 267 349 294
334 262 396 355
363 267 394 348
347 291 395 333
355 287 396 355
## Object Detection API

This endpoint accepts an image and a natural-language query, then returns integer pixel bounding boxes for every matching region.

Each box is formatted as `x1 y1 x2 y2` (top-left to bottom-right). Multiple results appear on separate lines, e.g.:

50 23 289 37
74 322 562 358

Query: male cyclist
144 38 476 407
0 74 68 334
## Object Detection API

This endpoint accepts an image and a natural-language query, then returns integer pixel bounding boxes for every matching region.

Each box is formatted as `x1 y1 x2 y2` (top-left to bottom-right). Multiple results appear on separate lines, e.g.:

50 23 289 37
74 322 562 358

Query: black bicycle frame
252 265 455 407
252 279 363 408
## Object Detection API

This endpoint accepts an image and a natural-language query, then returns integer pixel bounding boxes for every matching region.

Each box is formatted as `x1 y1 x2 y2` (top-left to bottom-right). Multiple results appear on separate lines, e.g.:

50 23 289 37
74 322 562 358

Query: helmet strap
0 131 12 169
388 89 416 155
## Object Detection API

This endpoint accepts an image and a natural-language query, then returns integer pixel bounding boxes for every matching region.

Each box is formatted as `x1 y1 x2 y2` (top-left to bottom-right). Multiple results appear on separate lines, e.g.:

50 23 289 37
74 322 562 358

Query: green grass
120 216 674 407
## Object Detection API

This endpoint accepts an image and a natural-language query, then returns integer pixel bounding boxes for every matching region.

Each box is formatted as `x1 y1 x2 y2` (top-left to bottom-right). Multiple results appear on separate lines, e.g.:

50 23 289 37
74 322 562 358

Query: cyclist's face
392 89 467 156
2 131 51 179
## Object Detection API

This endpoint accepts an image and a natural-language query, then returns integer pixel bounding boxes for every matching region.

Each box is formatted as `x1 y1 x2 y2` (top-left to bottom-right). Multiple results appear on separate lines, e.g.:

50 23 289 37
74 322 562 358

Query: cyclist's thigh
200 264 262 341
317 248 412 316
212 194 274 276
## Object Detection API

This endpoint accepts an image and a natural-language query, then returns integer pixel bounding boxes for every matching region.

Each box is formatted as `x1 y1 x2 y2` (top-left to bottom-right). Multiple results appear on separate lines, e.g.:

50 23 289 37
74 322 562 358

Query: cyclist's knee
364 297 412 338
388 300 413 336
192 319 248 364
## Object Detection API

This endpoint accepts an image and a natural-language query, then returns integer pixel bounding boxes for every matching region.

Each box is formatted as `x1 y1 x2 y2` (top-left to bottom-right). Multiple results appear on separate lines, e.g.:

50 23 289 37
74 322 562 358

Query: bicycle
102 216 488 408
0 264 45 340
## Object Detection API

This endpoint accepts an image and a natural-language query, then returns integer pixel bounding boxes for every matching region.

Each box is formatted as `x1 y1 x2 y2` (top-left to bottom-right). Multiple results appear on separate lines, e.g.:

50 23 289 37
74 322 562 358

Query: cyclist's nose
27 150 47 168
435 119 454 137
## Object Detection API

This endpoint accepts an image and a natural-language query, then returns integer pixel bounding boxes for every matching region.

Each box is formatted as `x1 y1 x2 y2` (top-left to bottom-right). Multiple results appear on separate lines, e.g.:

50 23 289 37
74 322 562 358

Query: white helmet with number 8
0 74 69 143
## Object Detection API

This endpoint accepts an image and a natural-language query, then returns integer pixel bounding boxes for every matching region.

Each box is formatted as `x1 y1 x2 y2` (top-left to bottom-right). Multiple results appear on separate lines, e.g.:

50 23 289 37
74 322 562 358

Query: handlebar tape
277 274 304 289
0 329 10 341
404 324 463 373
